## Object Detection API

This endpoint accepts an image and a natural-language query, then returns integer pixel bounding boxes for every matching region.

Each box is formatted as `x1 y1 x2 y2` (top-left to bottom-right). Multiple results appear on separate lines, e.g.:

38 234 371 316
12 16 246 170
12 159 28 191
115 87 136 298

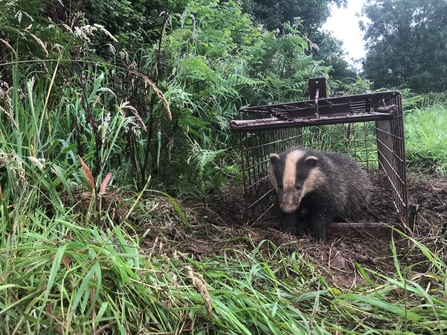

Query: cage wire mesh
230 78 408 226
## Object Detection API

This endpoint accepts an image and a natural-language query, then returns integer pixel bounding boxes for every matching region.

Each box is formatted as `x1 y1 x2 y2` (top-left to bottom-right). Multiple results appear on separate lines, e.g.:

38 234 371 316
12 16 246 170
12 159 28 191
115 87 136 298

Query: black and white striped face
269 149 320 213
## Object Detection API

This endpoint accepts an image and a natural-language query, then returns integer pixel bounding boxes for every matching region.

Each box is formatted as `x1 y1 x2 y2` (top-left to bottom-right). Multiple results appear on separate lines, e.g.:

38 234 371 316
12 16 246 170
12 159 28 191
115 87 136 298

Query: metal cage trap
230 77 410 235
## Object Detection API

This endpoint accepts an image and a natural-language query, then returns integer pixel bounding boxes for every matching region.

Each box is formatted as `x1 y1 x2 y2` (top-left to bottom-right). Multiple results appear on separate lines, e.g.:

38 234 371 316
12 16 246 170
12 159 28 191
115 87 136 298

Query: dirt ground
130 170 447 288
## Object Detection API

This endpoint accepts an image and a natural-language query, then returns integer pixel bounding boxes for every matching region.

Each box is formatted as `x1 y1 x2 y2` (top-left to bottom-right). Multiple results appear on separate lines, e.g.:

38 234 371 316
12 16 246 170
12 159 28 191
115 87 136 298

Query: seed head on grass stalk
0 38 18 58
0 82 18 129
119 101 146 132
129 70 171 121
27 32 49 57
186 265 213 319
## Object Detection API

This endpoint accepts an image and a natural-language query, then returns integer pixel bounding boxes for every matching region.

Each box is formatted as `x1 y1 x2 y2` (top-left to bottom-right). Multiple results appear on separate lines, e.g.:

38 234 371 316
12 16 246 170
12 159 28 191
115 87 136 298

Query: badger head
269 150 320 214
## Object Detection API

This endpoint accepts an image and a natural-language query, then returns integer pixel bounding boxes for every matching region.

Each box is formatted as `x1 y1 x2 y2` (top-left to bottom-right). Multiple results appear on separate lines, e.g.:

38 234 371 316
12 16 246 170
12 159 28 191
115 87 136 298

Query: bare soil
95 170 447 288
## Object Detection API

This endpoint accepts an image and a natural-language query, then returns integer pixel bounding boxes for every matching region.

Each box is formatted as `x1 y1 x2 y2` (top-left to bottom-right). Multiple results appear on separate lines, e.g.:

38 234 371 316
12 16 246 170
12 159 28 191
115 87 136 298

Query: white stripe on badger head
283 150 305 190
281 149 306 212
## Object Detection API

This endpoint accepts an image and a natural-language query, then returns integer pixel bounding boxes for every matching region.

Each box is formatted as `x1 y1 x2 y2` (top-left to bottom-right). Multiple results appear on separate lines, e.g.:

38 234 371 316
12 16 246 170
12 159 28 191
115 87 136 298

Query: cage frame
230 79 409 229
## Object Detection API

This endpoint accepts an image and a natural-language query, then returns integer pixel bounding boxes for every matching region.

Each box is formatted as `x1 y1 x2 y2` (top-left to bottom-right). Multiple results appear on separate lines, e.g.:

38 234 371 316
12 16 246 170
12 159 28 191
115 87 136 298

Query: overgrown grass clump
2 198 447 334
1 0 447 331
0 197 343 334
0 60 445 333
405 95 447 175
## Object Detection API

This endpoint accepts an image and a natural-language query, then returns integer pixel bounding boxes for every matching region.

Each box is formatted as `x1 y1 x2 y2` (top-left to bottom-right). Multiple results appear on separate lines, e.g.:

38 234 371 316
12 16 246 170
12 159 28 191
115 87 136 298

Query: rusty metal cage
230 78 408 226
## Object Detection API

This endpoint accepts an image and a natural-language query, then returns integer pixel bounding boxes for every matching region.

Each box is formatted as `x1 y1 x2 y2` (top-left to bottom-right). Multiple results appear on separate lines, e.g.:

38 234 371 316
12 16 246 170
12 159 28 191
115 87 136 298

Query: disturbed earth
97 170 447 288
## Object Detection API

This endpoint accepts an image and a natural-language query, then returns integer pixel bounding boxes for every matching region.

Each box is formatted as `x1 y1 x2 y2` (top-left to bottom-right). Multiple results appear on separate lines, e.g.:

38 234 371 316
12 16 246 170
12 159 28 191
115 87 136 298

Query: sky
322 0 366 62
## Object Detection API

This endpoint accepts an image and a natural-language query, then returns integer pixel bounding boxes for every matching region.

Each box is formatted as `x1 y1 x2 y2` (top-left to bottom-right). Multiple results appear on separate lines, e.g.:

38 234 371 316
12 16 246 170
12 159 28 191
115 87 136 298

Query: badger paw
279 213 298 235
279 225 298 235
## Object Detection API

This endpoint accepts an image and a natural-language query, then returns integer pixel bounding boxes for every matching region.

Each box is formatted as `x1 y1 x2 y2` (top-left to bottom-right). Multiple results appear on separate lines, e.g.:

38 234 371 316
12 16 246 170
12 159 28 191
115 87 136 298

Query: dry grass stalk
186 265 213 319
0 38 18 58
130 71 172 121
93 24 118 43
61 24 73 33
0 85 18 129
28 32 49 57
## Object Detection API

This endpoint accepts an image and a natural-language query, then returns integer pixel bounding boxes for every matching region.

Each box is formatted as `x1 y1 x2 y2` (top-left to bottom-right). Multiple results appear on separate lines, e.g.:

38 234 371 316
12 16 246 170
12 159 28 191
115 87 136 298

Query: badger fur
269 147 371 241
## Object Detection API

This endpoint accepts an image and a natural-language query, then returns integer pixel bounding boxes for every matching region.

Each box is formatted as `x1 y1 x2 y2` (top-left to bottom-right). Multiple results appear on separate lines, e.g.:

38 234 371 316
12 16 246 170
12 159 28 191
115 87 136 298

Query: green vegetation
405 95 447 175
1 0 447 333
2 194 447 333
362 0 447 93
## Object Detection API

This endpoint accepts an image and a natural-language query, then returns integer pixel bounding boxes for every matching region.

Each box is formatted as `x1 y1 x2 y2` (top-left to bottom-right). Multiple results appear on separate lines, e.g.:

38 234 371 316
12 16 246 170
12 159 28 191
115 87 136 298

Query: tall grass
1 59 338 333
3 202 447 334
405 101 447 175
332 232 447 334
2 36 447 335
7 90 444 333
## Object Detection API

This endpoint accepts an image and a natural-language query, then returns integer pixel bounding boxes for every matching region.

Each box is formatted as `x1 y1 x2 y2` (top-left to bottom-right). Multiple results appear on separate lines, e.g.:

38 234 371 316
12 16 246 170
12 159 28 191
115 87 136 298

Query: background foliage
0 0 346 194
1 0 447 333
361 0 447 92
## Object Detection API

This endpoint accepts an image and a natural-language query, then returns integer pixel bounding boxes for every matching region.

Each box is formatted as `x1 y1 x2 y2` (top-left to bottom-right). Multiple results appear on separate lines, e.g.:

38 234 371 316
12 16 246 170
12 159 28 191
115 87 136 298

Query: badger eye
278 183 283 189
295 185 301 190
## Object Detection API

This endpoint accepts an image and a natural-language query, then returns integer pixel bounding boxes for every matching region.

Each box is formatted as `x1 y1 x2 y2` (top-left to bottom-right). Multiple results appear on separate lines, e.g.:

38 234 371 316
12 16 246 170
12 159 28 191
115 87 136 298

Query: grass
333 233 447 334
1 57 447 333
0 195 334 334
2 194 447 334
405 101 447 175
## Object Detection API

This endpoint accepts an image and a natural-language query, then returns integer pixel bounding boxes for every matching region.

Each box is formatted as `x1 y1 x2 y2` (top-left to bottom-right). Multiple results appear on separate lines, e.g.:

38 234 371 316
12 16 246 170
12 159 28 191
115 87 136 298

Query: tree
310 31 358 82
361 0 447 92
241 0 347 37
241 0 356 82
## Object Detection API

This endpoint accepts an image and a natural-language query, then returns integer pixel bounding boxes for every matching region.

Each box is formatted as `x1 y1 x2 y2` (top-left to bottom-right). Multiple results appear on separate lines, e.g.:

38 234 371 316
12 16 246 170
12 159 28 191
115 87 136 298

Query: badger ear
304 155 318 167
269 153 280 165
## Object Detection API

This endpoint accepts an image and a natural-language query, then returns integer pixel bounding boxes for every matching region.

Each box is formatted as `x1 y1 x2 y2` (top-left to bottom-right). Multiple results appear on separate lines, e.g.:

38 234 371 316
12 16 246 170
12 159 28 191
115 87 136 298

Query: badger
268 147 371 241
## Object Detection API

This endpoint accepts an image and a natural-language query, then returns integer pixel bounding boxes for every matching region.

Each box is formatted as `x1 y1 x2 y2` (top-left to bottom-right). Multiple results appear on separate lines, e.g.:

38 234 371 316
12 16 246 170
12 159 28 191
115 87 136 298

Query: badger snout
279 198 300 214
280 205 297 214
279 187 301 214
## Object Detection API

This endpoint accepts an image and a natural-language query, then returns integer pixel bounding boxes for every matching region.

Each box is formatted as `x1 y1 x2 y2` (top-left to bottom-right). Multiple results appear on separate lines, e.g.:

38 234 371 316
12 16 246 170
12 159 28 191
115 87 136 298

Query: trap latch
309 77 328 100
308 77 328 119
